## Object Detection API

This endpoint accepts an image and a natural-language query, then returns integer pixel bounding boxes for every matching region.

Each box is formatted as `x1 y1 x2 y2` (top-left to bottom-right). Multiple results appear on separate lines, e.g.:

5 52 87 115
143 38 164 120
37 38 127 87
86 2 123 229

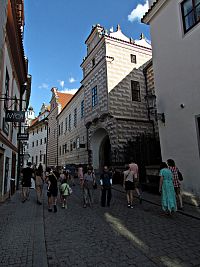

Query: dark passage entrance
99 135 111 171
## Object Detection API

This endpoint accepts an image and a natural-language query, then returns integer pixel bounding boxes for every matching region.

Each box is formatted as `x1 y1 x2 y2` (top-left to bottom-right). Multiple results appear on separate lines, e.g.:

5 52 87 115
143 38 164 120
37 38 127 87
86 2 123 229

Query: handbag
177 170 183 181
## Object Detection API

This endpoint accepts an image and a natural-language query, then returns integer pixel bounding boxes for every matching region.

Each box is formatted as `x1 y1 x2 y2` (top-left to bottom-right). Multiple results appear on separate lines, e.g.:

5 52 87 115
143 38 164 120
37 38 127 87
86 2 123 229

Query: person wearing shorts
123 165 135 208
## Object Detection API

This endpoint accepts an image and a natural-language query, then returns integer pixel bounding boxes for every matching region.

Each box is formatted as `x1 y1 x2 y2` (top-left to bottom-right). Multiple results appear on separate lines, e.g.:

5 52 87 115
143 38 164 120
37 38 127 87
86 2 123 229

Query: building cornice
142 0 168 25
0 131 18 152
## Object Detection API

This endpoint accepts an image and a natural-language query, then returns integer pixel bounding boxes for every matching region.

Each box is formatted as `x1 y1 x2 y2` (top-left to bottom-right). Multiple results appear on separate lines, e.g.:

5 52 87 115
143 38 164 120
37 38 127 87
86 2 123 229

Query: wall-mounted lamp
145 93 165 123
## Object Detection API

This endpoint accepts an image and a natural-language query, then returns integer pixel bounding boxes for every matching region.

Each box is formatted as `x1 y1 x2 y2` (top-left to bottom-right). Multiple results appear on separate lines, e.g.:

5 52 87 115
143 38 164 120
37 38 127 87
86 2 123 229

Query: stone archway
90 128 111 171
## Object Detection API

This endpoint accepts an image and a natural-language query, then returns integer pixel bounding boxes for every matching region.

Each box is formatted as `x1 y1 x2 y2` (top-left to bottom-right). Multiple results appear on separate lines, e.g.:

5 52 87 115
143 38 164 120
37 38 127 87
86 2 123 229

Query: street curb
112 186 200 221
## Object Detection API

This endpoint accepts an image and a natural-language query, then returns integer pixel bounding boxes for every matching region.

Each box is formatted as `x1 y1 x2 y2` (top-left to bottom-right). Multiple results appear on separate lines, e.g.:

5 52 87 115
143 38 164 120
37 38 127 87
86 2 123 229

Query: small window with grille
131 81 141 102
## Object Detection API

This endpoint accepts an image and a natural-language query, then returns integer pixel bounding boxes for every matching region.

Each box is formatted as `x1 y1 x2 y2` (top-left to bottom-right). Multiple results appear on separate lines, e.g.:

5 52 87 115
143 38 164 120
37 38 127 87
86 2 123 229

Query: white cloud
60 88 78 95
128 0 149 22
38 83 49 89
69 77 76 83
58 80 65 88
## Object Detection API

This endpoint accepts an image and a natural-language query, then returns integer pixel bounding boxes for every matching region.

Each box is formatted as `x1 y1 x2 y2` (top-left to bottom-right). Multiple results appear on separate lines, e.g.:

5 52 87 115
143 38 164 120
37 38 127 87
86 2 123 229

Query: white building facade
55 25 160 175
143 0 200 194
24 104 49 169
0 0 31 201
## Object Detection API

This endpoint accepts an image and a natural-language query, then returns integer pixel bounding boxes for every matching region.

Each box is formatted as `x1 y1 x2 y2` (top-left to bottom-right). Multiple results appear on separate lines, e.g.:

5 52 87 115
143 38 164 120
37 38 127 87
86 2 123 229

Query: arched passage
90 128 111 170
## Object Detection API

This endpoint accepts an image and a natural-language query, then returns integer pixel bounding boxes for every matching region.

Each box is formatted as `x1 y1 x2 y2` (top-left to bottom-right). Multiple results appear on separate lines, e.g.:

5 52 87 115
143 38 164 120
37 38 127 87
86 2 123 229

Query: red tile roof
30 117 38 127
57 92 73 110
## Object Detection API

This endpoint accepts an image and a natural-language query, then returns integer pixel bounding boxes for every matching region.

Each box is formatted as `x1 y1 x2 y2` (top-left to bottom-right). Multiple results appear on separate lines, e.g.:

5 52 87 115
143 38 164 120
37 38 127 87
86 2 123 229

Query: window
70 140 73 151
36 140 38 146
61 122 63 135
58 124 61 136
35 155 38 165
41 127 43 132
81 100 84 118
62 145 65 155
4 69 9 110
73 141 76 149
37 129 38 134
44 137 47 144
40 139 42 145
130 54 137 63
43 154 46 164
33 131 34 136
76 137 80 149
40 153 42 162
32 142 34 147
65 117 68 131
92 58 95 67
181 0 200 33
74 108 77 128
92 86 98 107
131 81 141 102
59 146 61 155
196 116 200 154
69 114 71 131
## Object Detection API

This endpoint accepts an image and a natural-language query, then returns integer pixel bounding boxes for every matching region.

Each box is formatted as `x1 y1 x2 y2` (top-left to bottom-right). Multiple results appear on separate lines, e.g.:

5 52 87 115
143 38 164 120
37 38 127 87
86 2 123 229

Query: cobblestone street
0 183 200 267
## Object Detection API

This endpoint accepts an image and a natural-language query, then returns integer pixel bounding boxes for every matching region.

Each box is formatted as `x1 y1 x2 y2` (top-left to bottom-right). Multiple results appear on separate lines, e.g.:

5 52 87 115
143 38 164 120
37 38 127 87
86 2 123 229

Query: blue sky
24 0 150 115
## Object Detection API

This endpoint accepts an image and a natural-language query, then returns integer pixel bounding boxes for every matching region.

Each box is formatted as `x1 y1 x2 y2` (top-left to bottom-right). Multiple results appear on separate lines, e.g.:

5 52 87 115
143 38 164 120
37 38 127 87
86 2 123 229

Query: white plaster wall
149 0 200 193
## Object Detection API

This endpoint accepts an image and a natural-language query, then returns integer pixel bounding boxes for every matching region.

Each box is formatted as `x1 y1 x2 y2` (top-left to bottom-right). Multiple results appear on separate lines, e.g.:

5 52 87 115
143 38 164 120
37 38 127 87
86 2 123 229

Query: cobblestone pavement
0 183 200 267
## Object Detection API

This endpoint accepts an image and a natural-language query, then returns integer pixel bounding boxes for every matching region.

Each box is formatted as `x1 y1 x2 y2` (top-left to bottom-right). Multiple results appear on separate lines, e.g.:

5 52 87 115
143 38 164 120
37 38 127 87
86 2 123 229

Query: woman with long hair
159 162 177 215
167 159 183 210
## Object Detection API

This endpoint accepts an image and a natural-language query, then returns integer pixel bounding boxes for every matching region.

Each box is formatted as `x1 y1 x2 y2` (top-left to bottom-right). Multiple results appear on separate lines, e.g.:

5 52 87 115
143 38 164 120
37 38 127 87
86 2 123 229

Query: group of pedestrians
20 158 183 216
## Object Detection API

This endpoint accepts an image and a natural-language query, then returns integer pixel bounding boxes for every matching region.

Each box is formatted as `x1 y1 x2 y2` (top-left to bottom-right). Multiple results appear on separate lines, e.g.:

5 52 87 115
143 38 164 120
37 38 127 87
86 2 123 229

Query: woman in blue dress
159 162 177 215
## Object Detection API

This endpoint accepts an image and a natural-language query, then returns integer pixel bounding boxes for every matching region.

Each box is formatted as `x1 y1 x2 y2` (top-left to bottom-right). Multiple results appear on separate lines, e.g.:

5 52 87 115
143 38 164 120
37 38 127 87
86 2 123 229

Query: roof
56 92 74 109
142 0 161 23
30 117 38 127
109 25 130 42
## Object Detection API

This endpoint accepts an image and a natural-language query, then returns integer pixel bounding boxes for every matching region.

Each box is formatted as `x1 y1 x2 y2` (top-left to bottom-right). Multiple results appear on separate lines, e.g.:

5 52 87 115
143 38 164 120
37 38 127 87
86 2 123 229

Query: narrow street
0 182 200 267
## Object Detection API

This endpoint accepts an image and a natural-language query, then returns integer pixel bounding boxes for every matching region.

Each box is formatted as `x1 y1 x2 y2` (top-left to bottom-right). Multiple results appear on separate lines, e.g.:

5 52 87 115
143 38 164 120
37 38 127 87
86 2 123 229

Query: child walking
60 179 71 209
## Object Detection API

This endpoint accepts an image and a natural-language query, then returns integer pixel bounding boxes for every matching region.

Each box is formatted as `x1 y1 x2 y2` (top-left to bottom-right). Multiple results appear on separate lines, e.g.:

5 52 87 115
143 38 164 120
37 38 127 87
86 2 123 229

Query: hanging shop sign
5 110 25 122
17 133 29 140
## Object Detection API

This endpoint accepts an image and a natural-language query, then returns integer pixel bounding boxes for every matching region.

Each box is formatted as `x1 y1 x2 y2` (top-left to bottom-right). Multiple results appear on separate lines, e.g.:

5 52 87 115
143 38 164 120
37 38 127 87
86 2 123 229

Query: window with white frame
76 137 80 149
181 0 200 33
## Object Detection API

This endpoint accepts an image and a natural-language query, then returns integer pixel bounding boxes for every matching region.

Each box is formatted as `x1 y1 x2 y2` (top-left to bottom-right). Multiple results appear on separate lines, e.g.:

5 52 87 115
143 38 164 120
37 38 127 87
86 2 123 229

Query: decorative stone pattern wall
47 92 61 168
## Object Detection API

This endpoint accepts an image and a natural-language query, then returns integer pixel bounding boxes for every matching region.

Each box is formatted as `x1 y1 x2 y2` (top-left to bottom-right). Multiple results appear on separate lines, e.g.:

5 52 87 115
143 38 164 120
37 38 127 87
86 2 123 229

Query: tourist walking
21 162 34 203
100 166 112 207
35 164 44 205
129 161 142 203
82 169 96 208
123 165 135 208
167 159 183 210
60 178 71 209
78 164 84 186
46 169 58 212
159 162 177 215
